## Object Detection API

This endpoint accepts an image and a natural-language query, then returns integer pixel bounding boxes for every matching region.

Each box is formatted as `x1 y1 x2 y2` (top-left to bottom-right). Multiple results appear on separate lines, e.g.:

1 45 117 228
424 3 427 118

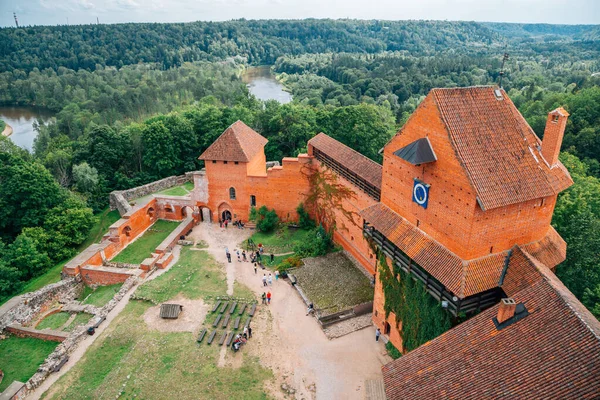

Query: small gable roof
393 137 437 165
199 120 268 162
426 86 572 210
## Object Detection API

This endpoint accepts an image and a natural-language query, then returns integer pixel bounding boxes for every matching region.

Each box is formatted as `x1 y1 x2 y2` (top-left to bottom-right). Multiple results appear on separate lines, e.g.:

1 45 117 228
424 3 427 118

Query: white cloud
116 0 140 9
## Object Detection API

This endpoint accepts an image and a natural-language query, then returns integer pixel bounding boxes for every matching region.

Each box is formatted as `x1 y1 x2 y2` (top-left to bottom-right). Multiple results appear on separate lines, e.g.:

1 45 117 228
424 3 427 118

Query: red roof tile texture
308 133 382 190
432 86 573 211
383 264 600 400
361 203 566 298
199 120 268 162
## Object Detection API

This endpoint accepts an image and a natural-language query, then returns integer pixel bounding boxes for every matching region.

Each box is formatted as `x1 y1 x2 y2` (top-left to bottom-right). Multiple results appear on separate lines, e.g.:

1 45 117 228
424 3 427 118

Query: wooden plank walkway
219 331 227 345
221 314 230 329
213 314 222 327
229 302 237 314
219 302 228 313
238 303 246 315
207 330 217 344
211 301 221 313
249 303 257 317
233 316 240 329
225 331 235 346
197 328 207 343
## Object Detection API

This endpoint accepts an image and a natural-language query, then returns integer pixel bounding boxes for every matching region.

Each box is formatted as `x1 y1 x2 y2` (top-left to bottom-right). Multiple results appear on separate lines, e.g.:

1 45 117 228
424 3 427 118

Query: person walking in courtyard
243 326 249 339
261 292 267 304
306 303 314 316
248 325 252 338
254 263 258 274
375 328 381 342
268 273 273 286
262 274 267 286
270 253 274 263
266 291 272 304
275 270 279 281
236 249 241 262
242 250 247 262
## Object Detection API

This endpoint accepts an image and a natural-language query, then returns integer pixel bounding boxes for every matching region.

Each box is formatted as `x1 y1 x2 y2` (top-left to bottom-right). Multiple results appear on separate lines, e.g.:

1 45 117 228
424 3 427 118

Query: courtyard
34 222 388 399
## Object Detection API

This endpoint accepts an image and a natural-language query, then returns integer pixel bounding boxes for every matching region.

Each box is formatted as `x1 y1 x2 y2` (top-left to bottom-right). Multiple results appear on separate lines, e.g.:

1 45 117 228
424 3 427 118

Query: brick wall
81 267 134 285
372 255 404 351
6 325 68 342
381 94 557 260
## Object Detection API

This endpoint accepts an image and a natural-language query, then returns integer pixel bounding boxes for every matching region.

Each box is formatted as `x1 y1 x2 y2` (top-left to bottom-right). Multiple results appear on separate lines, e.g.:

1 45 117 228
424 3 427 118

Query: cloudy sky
2 0 599 27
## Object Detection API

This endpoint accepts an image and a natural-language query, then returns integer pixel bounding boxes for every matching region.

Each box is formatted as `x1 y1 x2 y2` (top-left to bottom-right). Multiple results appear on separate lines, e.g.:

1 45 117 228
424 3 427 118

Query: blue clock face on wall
413 179 430 209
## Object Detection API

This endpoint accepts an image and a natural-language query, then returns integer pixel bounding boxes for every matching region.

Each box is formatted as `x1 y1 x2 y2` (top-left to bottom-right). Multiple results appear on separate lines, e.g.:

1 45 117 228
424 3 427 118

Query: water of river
242 67 292 104
0 106 54 151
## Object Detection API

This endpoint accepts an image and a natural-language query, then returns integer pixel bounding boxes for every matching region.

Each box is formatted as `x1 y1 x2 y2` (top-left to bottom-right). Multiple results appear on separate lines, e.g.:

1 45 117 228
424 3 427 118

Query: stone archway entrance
201 207 212 222
221 210 232 221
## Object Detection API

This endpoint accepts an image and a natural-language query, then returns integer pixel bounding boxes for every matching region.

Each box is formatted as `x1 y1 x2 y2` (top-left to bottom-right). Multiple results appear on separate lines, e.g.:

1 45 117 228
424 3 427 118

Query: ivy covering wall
379 254 453 352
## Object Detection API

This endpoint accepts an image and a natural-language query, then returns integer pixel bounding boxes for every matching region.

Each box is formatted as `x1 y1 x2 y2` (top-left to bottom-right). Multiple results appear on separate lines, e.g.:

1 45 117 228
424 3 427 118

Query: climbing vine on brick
378 254 453 352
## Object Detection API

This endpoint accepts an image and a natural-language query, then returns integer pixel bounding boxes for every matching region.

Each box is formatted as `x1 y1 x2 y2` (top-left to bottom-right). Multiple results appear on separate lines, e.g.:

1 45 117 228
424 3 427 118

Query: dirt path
194 223 390 400
29 246 184 400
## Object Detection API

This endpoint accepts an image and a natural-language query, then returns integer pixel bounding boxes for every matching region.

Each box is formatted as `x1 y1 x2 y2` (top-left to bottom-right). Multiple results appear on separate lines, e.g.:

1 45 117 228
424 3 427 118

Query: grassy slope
247 227 313 254
111 220 180 264
0 336 57 392
0 208 122 306
36 312 71 331
81 284 122 307
46 249 270 400
156 182 194 196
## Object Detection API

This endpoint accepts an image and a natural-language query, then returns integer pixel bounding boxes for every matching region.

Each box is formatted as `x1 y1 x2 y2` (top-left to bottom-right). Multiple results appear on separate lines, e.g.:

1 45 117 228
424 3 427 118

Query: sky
1 0 599 27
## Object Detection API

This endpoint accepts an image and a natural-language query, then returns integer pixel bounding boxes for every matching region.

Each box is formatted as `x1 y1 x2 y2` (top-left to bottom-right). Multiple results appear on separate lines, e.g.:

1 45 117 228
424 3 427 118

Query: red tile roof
199 120 268 162
361 203 567 298
383 263 600 400
308 133 382 190
431 86 573 211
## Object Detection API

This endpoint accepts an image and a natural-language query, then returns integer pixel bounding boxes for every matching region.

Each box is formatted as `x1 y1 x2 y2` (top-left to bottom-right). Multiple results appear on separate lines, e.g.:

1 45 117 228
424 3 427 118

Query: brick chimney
497 298 517 324
541 107 569 167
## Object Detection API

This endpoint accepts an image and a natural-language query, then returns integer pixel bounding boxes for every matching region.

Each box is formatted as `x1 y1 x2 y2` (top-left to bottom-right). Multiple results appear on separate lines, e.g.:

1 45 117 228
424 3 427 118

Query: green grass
46 253 271 400
0 336 58 392
156 182 194 196
81 284 122 307
134 248 227 303
0 119 6 131
64 313 92 332
247 226 313 254
111 220 180 264
0 207 122 307
36 312 71 331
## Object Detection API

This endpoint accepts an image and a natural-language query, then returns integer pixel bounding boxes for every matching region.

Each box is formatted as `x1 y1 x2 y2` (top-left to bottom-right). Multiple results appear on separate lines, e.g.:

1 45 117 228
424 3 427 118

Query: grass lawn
247 226 313 254
156 182 194 196
64 313 92 332
36 312 72 331
46 248 270 400
294 252 374 315
111 220 180 264
0 208 122 307
0 336 58 392
81 284 122 307
134 247 250 304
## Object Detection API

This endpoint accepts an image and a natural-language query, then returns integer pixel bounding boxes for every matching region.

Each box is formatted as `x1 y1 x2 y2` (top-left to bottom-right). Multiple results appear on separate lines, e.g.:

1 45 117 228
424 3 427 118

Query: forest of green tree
0 19 599 320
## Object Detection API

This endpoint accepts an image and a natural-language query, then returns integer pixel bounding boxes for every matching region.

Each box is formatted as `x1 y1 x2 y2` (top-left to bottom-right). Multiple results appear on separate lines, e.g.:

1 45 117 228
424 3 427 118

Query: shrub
386 342 402 360
276 255 303 276
293 225 332 257
296 203 314 230
250 205 279 233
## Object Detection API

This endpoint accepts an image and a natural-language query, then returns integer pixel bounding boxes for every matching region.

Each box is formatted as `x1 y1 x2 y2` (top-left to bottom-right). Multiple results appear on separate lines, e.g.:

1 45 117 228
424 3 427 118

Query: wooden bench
207 330 217 344
238 303 246 315
244 317 252 329
213 314 222 327
52 356 69 372
289 274 297 285
226 331 235 346
211 301 222 313
219 331 227 345
221 314 230 329
233 316 241 329
219 302 229 313
197 328 207 343
229 302 237 314
249 303 257 317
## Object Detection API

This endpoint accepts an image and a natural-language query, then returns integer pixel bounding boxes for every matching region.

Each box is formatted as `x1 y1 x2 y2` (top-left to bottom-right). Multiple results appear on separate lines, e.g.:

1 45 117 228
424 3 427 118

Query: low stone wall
154 217 194 254
81 266 140 286
109 172 197 211
6 324 69 342
0 278 80 331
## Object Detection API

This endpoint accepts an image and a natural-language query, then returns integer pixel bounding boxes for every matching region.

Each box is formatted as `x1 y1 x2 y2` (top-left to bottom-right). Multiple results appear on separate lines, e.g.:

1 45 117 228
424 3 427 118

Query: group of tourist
219 219 245 229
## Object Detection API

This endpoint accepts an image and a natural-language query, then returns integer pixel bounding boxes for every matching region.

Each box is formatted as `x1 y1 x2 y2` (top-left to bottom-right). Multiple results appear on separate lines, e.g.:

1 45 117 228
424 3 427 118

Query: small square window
250 195 256 207
212 160 216 164
224 161 228 164
235 161 239 165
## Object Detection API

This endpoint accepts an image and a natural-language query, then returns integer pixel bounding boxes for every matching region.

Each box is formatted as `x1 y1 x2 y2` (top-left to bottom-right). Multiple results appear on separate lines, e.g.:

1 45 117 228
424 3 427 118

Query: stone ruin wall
109 171 198 213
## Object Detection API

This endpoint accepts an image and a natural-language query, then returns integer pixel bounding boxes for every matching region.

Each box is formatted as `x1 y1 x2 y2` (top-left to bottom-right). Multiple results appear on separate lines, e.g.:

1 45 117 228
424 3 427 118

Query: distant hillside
483 22 600 41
